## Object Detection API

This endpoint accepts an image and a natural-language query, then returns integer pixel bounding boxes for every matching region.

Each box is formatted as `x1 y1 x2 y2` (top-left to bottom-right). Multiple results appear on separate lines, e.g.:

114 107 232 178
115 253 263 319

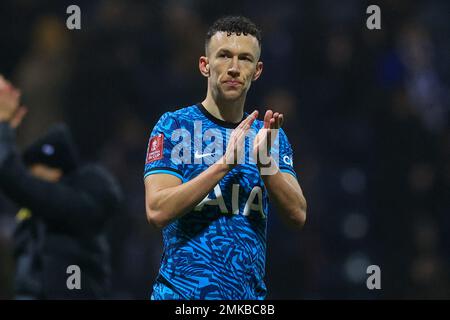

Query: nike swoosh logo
194 151 216 159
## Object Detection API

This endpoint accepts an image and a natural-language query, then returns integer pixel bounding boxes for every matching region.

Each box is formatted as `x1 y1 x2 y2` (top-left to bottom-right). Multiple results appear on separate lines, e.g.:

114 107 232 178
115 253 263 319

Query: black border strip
196 103 245 129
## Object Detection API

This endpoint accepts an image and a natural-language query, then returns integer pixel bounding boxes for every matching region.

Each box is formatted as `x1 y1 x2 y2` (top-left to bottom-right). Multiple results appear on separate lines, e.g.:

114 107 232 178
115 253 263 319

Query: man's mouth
223 80 242 86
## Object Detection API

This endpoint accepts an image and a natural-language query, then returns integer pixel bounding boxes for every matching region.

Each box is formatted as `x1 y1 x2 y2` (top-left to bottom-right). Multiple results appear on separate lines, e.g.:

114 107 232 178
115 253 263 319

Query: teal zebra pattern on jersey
144 103 297 300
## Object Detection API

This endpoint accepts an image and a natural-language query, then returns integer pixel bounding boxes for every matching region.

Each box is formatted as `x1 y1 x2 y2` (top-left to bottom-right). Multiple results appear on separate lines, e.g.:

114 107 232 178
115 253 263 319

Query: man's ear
199 56 210 77
253 61 263 81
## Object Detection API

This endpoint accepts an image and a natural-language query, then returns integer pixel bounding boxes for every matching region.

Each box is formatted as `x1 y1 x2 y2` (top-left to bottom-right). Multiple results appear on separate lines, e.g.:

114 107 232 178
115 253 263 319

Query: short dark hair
205 16 262 53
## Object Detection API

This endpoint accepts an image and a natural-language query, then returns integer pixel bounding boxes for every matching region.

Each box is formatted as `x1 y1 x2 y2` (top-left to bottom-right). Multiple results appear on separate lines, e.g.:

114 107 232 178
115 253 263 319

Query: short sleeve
273 128 297 178
144 112 184 181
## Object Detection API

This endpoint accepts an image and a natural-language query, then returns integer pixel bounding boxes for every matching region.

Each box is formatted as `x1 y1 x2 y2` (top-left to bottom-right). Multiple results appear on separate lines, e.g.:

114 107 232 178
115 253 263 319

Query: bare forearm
146 163 230 228
261 166 307 227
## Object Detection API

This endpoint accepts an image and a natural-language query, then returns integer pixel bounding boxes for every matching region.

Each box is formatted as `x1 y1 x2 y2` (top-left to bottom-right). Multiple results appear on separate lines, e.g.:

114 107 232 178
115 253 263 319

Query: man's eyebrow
240 52 255 59
216 48 255 58
216 48 232 54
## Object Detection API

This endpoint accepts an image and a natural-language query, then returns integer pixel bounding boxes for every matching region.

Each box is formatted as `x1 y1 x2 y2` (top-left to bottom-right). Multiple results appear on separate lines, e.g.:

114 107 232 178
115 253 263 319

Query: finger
238 110 258 130
235 119 253 144
268 117 275 129
246 110 258 126
271 113 279 129
236 122 253 163
278 114 284 128
237 112 258 141
231 110 259 159
264 110 273 129
233 131 239 163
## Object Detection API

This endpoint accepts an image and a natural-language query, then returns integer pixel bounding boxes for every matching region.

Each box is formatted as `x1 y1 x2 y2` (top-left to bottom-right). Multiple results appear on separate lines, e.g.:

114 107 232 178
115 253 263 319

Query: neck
202 90 246 123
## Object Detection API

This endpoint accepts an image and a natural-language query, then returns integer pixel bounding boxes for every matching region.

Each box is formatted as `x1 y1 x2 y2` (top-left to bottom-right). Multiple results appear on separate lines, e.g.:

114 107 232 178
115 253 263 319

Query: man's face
202 32 263 101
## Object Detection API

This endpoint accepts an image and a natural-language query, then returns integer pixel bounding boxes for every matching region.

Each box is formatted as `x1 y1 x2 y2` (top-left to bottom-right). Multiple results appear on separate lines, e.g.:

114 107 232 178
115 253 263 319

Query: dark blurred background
0 0 449 299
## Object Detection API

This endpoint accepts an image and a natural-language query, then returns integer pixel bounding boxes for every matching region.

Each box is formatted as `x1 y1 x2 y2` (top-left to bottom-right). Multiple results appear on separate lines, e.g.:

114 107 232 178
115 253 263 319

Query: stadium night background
0 0 449 299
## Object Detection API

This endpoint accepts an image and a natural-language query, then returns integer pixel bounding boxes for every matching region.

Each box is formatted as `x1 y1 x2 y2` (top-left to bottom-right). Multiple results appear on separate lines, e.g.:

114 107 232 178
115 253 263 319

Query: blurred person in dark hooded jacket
0 75 122 299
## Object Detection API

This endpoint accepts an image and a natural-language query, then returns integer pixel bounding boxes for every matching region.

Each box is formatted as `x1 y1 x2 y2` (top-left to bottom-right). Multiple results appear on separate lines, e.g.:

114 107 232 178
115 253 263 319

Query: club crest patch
146 134 164 163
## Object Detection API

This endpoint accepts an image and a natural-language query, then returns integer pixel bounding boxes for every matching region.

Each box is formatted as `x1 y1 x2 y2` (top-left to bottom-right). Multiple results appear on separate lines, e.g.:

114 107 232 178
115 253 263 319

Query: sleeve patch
146 134 164 164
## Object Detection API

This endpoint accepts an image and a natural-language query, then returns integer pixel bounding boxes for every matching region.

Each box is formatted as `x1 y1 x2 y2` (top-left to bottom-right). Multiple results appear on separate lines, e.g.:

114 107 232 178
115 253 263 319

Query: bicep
144 173 182 201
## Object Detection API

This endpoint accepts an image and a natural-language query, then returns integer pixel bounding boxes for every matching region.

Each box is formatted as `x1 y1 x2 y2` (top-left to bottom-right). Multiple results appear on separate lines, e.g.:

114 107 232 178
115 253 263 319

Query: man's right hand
218 110 258 169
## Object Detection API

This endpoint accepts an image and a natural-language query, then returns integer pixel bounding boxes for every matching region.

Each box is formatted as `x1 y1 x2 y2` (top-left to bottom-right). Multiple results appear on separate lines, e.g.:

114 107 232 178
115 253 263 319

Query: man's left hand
253 109 284 169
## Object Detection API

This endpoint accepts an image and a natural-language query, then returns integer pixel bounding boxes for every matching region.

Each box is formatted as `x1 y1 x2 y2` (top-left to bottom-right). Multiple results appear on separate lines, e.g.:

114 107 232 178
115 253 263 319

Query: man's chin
219 90 244 101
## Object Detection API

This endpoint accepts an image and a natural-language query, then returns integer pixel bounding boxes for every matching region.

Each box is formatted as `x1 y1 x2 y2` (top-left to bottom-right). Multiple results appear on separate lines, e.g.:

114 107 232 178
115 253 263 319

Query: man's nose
227 57 240 77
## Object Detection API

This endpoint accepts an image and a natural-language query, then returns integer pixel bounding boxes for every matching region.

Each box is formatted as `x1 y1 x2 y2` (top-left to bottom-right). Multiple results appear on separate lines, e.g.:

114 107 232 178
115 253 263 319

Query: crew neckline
196 103 246 129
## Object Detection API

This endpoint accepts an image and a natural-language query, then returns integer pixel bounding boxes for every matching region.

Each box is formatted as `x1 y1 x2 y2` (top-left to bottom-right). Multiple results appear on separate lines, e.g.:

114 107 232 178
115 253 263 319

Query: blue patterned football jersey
144 103 297 300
